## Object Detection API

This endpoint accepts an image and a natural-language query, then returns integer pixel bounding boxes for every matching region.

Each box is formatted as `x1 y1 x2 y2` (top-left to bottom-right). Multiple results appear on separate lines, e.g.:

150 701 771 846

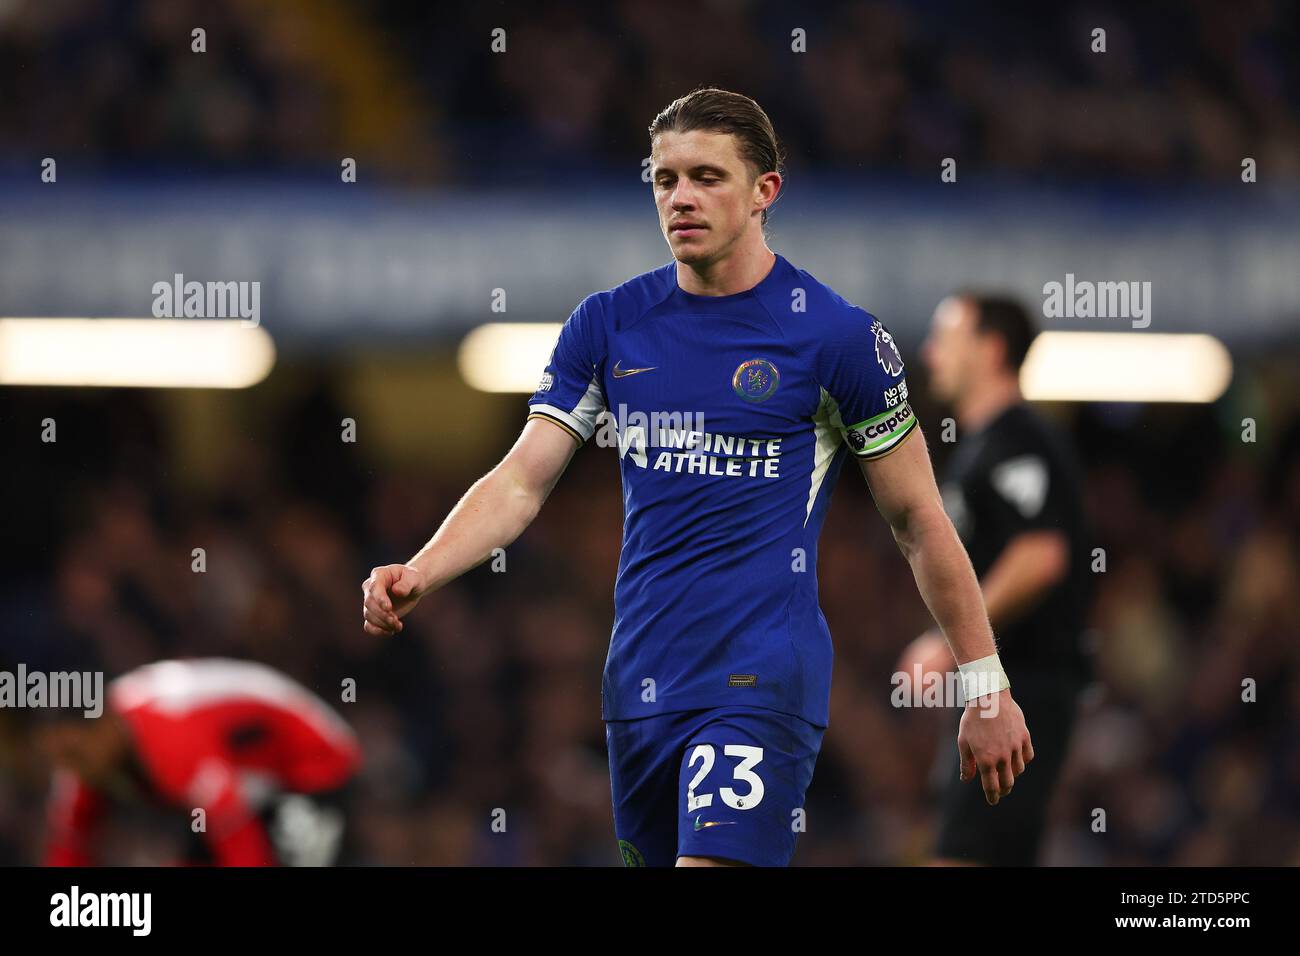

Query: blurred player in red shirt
40 658 361 866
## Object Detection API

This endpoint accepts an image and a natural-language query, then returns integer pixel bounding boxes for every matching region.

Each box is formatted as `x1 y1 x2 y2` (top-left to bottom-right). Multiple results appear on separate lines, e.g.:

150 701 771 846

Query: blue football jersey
527 253 917 726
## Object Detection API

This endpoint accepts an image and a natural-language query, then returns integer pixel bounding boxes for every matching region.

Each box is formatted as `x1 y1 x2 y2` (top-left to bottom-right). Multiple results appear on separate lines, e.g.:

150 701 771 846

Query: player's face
922 296 981 403
650 130 768 266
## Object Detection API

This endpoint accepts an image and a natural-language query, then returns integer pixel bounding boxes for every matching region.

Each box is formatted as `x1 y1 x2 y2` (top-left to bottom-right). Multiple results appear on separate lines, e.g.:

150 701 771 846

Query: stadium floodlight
1020 331 1232 403
0 318 275 388
458 322 563 393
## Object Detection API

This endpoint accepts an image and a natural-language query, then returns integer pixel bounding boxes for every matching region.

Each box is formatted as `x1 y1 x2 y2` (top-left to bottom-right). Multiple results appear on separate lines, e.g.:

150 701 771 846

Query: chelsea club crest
732 358 780 403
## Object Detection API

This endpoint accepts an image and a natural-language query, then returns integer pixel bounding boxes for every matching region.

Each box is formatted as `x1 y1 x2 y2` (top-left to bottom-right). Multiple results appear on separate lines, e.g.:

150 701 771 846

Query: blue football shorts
606 705 826 867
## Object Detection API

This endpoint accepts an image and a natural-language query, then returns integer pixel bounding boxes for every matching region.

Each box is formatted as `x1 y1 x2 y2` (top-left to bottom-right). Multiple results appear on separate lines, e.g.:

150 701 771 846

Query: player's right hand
362 564 427 636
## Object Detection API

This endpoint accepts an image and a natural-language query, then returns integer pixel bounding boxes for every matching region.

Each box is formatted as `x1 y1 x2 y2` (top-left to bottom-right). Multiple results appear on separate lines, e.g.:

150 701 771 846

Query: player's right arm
362 415 581 636
364 294 605 636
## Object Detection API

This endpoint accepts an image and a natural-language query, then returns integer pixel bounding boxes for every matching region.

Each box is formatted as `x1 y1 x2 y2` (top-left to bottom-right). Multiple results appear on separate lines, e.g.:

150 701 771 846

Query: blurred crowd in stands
2 0 1298 183
2 373 1297 865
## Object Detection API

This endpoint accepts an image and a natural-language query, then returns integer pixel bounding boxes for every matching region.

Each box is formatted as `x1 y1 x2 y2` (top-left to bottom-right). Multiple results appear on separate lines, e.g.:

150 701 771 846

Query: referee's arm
980 531 1069 630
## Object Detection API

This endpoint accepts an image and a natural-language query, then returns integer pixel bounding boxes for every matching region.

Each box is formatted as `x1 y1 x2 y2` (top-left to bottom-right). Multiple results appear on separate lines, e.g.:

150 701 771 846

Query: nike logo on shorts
693 818 737 831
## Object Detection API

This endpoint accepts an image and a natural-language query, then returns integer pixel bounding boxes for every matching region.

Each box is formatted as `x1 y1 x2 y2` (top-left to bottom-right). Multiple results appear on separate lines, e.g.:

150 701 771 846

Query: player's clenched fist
957 689 1034 806
362 564 427 636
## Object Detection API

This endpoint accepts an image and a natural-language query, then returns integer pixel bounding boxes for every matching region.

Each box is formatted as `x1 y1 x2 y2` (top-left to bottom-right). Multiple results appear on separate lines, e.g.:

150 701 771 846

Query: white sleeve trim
530 375 605 441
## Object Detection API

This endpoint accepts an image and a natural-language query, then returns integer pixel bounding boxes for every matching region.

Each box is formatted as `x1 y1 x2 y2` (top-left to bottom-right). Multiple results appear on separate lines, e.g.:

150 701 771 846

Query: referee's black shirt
939 403 1093 690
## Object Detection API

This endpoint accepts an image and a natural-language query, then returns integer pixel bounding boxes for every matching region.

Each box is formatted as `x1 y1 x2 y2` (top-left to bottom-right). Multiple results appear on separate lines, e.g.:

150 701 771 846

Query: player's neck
957 378 1022 432
676 244 776 297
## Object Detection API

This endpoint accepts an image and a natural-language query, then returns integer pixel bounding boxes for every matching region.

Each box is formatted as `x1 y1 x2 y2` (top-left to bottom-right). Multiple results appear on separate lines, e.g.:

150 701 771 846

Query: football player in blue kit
363 88 1034 866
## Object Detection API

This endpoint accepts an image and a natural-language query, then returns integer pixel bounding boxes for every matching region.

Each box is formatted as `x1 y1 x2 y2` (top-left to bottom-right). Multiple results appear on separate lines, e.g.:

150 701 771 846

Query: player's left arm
860 428 1034 805
817 311 1029 803
859 428 997 671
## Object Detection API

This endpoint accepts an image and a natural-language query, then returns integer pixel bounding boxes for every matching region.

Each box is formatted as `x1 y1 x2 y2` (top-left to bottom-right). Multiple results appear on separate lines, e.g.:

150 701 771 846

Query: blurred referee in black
897 292 1092 866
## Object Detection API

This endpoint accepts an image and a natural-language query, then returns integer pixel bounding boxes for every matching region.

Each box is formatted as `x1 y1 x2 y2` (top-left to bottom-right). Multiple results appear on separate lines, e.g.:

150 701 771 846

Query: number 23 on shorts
685 744 766 812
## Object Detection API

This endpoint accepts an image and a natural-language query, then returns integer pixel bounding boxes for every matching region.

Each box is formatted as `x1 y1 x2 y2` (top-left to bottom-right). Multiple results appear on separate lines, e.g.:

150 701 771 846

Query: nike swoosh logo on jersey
612 360 658 378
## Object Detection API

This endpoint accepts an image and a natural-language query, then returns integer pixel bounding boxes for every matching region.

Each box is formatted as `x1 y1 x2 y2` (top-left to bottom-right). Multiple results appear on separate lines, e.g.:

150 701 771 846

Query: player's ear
755 170 780 217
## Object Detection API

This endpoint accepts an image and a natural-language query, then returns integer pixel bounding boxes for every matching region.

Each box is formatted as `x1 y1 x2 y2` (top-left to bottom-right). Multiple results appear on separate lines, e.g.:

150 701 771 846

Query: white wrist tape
957 654 1010 703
